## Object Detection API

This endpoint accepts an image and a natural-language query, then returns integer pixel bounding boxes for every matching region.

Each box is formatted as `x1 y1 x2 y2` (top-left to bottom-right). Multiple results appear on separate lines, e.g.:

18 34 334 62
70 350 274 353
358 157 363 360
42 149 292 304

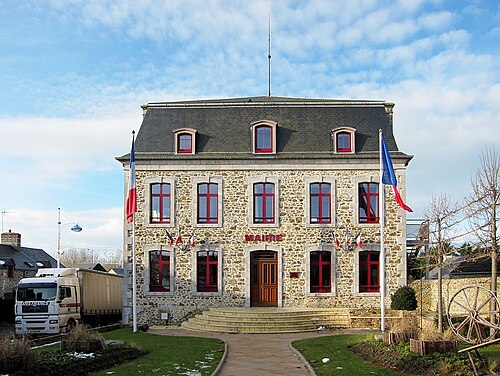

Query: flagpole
379 129 386 332
132 212 137 333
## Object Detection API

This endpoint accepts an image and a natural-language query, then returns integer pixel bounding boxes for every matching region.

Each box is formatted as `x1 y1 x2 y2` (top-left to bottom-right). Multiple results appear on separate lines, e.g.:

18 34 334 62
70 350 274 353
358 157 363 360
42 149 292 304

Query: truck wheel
67 319 77 332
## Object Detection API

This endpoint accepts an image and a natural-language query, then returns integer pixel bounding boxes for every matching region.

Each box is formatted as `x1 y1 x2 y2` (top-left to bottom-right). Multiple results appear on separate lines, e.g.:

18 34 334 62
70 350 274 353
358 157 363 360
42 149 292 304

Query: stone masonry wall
410 278 499 312
124 164 408 326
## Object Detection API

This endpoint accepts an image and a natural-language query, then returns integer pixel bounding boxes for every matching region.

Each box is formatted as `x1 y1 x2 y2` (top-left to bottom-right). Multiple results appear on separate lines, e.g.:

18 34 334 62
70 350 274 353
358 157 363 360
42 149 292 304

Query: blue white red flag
356 233 363 248
165 229 175 246
333 232 341 249
126 133 137 222
188 231 196 247
175 228 182 245
381 135 413 212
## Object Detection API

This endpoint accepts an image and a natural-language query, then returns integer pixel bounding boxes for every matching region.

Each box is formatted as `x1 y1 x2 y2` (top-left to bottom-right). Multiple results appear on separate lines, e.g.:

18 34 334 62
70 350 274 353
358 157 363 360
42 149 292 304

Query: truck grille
22 305 49 313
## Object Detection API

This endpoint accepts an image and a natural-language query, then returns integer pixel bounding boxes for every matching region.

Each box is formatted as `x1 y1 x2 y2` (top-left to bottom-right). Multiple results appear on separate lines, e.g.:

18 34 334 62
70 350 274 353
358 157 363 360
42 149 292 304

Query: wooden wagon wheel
447 286 500 344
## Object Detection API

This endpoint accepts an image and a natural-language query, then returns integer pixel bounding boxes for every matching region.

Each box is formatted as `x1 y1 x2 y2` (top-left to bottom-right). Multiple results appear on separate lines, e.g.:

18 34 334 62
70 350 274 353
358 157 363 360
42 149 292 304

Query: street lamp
57 208 83 269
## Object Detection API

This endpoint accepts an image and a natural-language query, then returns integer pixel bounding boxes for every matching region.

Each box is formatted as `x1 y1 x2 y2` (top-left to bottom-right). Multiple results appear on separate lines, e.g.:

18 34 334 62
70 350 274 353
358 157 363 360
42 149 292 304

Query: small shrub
0 335 35 373
61 323 105 353
391 286 417 311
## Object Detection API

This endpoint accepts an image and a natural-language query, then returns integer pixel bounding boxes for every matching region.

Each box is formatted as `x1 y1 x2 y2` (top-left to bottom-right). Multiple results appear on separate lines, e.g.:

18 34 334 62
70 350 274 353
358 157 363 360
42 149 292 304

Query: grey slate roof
117 96 412 163
0 244 57 271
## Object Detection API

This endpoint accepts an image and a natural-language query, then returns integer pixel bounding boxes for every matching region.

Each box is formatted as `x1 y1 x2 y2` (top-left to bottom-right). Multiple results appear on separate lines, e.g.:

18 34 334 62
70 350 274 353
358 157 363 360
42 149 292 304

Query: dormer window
250 120 277 154
332 127 356 154
173 128 197 155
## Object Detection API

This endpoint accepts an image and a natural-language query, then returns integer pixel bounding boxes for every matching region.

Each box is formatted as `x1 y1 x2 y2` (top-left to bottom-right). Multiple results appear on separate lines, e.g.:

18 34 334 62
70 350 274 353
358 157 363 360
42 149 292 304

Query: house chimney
1 229 21 247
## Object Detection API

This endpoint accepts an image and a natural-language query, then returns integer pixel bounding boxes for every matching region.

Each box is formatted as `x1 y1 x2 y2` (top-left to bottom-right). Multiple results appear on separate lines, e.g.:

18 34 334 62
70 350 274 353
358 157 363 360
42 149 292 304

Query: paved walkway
148 327 373 376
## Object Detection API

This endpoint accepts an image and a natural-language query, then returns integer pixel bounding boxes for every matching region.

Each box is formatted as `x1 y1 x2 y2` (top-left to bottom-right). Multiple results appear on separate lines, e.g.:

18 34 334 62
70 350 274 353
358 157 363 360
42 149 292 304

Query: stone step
181 307 352 334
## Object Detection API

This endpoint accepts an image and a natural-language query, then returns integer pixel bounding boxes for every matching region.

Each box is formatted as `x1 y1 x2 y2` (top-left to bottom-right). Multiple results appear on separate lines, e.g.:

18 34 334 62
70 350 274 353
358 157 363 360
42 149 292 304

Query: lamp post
57 208 83 269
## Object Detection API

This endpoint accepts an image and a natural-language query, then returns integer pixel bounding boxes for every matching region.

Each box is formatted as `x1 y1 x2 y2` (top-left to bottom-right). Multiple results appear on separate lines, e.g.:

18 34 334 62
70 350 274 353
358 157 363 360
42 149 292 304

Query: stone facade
123 161 409 325
119 97 412 326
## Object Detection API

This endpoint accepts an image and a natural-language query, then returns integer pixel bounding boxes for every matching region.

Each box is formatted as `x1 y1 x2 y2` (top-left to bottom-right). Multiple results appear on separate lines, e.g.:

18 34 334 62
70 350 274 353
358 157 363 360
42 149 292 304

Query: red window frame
197 183 218 224
310 251 331 293
197 250 218 292
253 183 275 223
310 183 331 224
336 132 351 152
359 182 379 223
151 183 171 223
359 251 380 293
149 250 170 292
255 125 273 153
177 133 192 153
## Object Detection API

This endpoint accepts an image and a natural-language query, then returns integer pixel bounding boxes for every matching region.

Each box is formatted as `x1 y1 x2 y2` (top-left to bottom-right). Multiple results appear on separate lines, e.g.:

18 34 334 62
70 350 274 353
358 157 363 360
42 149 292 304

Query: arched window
177 133 192 153
255 125 272 153
173 128 197 154
310 251 331 293
250 120 277 154
331 127 356 153
336 132 351 152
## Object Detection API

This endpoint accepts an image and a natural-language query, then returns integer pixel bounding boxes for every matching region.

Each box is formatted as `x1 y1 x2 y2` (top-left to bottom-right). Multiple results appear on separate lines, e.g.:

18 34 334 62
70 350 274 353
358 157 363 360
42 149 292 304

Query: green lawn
93 328 225 376
292 334 412 376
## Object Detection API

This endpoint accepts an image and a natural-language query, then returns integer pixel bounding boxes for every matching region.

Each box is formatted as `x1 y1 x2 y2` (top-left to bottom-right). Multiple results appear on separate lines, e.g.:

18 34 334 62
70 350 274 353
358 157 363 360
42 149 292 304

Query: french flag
126 133 137 222
165 229 175 246
381 135 413 212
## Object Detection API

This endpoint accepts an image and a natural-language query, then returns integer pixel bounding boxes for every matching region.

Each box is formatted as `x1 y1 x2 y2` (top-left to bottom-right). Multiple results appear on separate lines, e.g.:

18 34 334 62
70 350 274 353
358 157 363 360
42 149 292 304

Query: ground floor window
197 250 218 292
149 250 171 292
310 251 331 293
359 251 380 292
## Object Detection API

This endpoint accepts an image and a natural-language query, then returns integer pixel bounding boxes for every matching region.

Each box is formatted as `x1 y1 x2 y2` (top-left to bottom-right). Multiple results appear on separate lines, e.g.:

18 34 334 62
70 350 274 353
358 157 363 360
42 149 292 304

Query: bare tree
424 193 462 332
466 146 499 300
60 248 122 268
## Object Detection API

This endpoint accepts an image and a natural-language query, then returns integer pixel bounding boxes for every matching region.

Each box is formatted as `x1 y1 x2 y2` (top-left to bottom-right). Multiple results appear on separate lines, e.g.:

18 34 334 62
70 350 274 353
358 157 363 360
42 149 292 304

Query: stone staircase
181 307 352 333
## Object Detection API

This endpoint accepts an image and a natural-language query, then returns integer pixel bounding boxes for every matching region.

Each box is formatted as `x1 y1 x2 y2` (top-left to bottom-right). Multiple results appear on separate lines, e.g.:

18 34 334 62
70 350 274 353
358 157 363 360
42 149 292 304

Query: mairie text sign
244 234 283 242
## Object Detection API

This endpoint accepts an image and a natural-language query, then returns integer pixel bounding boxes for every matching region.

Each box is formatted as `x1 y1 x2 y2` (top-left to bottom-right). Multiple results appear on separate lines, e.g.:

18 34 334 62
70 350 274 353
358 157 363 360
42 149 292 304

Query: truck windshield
17 282 57 301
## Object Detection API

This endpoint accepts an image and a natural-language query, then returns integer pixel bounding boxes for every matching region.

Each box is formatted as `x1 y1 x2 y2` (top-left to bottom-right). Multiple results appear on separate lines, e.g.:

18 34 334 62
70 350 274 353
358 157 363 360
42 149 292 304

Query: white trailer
15 268 122 335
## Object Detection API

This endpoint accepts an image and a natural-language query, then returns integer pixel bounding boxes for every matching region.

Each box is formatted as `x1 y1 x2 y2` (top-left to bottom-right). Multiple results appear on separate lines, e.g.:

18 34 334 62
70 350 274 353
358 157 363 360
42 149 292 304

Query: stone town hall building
117 96 412 326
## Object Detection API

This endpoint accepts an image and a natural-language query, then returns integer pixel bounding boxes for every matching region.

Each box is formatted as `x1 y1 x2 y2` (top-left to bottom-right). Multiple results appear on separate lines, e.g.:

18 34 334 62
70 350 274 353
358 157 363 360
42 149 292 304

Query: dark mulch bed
8 344 146 376
349 341 481 376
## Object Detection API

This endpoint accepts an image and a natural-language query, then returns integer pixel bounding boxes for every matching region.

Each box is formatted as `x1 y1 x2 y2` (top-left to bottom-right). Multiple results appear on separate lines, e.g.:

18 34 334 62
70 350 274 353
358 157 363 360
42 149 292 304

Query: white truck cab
15 268 80 335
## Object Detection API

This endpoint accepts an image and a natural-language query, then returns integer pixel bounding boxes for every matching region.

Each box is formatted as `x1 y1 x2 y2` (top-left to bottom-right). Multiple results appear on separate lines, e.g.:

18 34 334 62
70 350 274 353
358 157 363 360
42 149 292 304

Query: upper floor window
359 182 379 224
149 250 171 292
253 182 275 224
310 183 331 224
255 126 272 153
332 127 356 154
310 251 331 293
151 183 171 224
197 250 218 292
192 177 223 227
359 251 380 293
250 120 277 154
336 132 351 152
173 128 197 155
197 183 218 224
178 133 192 153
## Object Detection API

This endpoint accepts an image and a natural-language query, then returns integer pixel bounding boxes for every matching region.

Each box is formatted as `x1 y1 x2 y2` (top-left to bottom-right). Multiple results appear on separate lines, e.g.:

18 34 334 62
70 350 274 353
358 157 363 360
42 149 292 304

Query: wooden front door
250 251 278 307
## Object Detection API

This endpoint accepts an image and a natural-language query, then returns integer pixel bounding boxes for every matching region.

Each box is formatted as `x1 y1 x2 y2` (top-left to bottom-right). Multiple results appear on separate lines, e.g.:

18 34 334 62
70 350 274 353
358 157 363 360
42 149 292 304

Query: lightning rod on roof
268 13 271 97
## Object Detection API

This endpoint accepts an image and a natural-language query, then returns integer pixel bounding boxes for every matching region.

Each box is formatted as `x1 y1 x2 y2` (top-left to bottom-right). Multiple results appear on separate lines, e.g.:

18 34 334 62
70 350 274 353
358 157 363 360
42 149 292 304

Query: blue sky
0 0 499 257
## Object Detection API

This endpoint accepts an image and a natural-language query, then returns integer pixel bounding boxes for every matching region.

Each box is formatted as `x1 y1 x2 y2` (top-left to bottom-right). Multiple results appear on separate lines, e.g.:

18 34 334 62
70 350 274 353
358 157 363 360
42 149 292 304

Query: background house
0 230 57 322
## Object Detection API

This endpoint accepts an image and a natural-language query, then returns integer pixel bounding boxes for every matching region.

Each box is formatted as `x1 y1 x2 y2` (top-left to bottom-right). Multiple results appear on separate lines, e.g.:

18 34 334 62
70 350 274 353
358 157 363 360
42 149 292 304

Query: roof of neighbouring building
117 96 412 163
449 256 499 278
0 244 57 271
75 263 107 272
